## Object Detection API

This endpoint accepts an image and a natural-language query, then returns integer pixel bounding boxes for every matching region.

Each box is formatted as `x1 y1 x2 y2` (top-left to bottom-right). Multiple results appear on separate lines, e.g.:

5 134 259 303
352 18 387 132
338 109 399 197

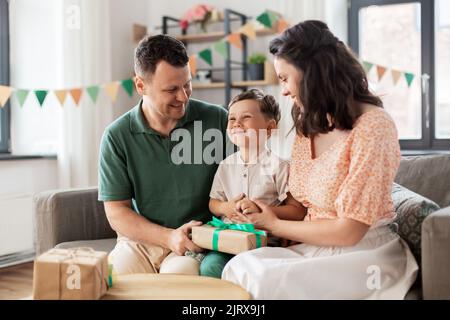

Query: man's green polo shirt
98 99 228 229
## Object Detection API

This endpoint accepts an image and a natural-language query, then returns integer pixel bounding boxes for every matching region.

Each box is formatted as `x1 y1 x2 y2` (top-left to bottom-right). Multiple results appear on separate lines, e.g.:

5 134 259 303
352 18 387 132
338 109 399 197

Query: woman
221 20 418 299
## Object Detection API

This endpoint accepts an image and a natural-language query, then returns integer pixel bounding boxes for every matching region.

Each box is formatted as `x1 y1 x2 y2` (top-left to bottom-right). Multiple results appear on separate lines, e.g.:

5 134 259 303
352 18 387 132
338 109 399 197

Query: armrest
421 206 450 299
32 187 115 255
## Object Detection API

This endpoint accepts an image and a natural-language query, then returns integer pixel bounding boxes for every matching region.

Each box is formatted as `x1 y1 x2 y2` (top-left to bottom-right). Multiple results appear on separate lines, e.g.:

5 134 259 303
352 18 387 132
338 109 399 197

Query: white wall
0 159 58 256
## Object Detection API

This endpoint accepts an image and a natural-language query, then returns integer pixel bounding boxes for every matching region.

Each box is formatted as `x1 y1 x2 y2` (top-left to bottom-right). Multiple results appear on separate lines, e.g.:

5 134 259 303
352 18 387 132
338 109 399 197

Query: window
0 0 10 153
349 0 450 150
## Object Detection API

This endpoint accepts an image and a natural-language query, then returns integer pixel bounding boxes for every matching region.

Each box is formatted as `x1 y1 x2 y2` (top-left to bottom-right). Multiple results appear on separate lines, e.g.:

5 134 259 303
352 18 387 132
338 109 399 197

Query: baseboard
0 250 35 269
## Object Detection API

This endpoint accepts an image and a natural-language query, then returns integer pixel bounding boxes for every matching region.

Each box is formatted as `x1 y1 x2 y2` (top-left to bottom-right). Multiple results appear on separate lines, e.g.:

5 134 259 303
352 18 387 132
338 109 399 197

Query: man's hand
167 220 203 256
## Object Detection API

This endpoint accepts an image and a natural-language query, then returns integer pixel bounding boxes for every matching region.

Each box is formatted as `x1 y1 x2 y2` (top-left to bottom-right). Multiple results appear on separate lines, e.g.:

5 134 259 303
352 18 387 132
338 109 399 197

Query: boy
200 89 304 278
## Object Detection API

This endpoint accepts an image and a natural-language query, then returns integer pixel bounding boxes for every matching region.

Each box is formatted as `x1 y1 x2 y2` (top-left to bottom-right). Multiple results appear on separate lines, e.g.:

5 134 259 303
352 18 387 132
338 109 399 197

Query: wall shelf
172 29 276 43
160 9 279 106
193 80 275 90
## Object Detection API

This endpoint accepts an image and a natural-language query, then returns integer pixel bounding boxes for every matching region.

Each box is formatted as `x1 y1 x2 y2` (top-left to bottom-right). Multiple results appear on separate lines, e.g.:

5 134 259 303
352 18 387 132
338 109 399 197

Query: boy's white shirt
209 148 290 206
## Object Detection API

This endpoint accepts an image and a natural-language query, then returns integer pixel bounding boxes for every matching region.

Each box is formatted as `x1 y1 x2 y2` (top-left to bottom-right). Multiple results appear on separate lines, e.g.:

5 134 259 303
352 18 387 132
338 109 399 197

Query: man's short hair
229 88 281 124
134 34 189 78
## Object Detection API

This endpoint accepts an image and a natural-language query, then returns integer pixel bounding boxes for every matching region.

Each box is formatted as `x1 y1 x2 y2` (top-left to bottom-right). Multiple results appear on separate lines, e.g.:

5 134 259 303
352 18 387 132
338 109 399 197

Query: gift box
192 218 267 255
32 248 109 300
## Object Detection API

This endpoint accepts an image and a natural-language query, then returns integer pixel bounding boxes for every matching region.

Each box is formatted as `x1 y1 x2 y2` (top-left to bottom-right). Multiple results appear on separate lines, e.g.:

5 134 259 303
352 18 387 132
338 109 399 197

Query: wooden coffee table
102 274 251 300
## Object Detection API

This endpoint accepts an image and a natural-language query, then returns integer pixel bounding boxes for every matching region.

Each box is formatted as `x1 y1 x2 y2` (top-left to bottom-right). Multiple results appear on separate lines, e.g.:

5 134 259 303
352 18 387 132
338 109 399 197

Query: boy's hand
222 193 245 220
235 197 261 215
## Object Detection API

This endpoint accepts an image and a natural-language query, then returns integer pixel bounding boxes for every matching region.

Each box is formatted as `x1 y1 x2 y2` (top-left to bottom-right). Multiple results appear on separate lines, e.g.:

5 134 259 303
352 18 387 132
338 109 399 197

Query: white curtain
58 0 114 188
10 0 115 189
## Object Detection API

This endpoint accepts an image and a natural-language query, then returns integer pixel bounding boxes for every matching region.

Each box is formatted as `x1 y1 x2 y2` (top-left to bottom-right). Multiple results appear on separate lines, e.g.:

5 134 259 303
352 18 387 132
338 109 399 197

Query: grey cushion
54 238 116 253
395 155 450 208
391 183 440 262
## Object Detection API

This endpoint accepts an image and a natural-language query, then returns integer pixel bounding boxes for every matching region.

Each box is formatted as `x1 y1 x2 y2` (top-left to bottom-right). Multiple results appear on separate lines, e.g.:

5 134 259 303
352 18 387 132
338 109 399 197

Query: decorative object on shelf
132 24 148 43
179 4 222 33
247 53 266 81
193 70 212 84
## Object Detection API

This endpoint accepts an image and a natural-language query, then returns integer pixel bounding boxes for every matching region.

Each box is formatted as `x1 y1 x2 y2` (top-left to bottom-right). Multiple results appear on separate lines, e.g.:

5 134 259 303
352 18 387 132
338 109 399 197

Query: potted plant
247 53 266 81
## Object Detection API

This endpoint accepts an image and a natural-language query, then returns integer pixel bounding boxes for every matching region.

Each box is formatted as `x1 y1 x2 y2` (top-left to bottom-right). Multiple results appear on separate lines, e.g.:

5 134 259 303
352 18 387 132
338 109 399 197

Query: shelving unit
161 9 278 107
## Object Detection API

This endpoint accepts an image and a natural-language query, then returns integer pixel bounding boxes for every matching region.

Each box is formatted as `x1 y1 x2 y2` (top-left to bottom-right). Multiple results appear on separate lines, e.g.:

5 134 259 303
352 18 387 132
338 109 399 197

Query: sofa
33 154 450 299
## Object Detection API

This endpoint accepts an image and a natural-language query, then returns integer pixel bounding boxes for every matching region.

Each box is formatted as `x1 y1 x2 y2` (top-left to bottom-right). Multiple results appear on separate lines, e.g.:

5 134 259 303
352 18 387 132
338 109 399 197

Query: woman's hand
245 199 279 231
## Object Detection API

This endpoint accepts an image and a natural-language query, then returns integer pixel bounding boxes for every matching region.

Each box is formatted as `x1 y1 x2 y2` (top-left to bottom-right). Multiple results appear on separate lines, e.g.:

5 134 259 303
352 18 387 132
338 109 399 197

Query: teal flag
34 90 48 107
121 79 134 97
16 89 29 107
87 86 100 103
198 49 213 66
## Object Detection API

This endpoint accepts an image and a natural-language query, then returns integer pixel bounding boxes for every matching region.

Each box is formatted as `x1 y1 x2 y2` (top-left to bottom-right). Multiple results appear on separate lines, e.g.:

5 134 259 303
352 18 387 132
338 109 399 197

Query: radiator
0 193 35 266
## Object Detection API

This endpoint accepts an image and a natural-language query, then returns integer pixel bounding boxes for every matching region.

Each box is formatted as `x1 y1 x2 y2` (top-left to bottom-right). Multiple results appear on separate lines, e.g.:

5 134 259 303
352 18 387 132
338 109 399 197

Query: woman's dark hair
229 89 281 124
269 20 383 137
134 34 189 78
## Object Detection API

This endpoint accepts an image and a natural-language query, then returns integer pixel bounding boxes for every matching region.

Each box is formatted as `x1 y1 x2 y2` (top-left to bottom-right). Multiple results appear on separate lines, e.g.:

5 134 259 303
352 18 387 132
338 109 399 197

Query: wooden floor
0 262 34 300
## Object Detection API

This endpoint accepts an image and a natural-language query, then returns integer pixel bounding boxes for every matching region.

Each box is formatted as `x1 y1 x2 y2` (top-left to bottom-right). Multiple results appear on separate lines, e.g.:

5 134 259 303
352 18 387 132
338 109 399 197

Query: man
98 34 228 275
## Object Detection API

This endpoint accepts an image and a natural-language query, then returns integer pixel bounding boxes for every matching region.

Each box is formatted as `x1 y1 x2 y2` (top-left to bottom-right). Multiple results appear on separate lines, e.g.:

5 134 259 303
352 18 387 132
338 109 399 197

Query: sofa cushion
396 155 450 207
391 183 440 263
55 238 116 253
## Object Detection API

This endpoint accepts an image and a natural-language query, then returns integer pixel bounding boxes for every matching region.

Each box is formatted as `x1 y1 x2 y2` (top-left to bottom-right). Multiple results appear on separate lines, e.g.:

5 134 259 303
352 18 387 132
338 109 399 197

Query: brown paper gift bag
32 248 109 300
192 224 267 255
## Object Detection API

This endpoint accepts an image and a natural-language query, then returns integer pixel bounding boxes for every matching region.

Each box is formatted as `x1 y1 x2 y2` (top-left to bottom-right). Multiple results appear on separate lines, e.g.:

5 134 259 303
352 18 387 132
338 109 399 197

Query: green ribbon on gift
206 217 267 251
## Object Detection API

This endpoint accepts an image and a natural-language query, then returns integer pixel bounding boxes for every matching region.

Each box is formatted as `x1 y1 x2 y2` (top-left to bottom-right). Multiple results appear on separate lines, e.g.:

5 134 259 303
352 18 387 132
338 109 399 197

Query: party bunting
363 61 374 73
277 19 290 33
16 89 29 107
34 90 48 107
121 79 134 97
391 70 402 85
239 22 256 40
405 73 415 87
105 82 120 102
256 12 272 28
0 86 13 107
87 86 100 103
189 55 197 76
377 66 387 81
54 90 68 106
70 88 83 106
213 41 228 59
227 33 243 50
198 48 213 66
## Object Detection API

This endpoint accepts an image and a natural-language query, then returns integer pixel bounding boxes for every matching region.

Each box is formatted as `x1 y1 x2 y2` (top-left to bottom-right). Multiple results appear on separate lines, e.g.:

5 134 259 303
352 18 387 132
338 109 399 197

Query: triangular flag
362 61 374 73
15 89 29 107
391 70 402 85
87 86 100 103
198 48 213 66
277 19 290 33
189 55 197 76
213 41 228 59
376 66 387 81
105 82 120 102
0 86 12 107
256 12 272 28
121 79 134 98
227 33 243 50
405 73 415 87
54 90 68 106
34 90 48 107
266 10 280 25
239 22 256 40
70 88 83 106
